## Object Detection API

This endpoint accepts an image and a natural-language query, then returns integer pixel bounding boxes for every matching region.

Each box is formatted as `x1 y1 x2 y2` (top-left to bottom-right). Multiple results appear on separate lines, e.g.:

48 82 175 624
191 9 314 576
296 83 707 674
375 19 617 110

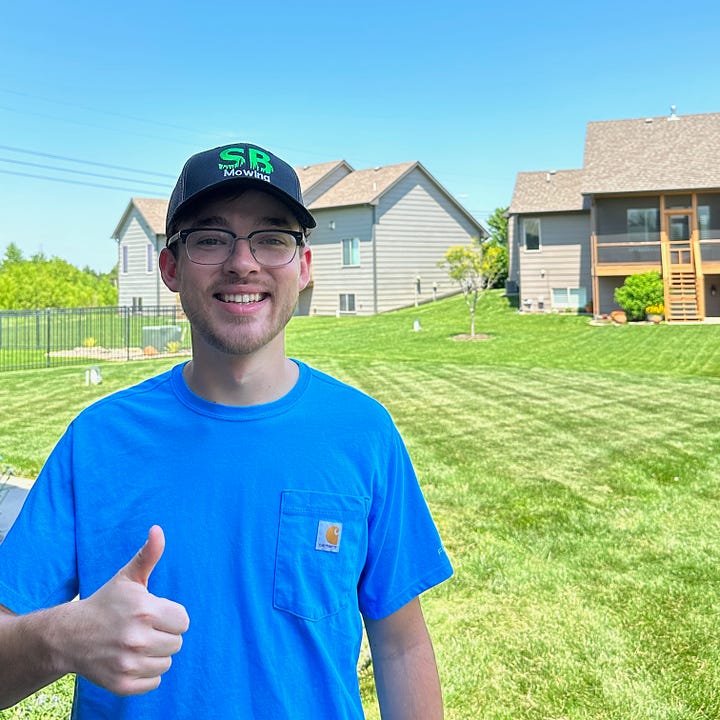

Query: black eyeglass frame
167 227 306 267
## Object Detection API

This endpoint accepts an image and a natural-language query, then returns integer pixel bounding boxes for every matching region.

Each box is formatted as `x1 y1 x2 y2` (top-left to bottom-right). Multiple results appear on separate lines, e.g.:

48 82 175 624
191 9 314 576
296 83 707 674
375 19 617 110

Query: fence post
125 306 131 361
45 308 52 367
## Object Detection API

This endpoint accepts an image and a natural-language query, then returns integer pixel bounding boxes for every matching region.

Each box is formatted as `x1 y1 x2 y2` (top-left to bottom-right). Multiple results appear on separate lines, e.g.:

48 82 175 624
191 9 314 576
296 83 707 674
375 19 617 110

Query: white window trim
339 293 356 314
551 287 587 309
121 245 129 274
145 243 154 274
341 237 360 267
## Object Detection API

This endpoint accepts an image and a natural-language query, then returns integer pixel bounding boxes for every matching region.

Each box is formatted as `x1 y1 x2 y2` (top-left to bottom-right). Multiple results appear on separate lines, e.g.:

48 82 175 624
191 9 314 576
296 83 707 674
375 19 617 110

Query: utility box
142 325 182 352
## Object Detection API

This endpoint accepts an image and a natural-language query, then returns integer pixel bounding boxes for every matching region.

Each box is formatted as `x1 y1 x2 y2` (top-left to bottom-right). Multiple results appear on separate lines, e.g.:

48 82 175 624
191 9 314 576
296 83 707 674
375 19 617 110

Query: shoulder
302 363 393 421
74 365 178 424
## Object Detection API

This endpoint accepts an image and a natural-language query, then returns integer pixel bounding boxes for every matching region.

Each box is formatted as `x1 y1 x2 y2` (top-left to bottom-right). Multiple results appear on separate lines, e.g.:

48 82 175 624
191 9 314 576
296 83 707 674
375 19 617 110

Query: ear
298 244 312 291
159 247 180 292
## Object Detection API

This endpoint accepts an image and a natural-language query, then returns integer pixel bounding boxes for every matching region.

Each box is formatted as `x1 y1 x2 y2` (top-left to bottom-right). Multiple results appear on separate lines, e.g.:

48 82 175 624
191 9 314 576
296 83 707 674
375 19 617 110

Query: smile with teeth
217 292 267 304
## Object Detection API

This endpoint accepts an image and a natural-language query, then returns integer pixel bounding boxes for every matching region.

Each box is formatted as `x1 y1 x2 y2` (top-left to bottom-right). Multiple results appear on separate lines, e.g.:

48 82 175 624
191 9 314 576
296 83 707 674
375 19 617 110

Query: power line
0 168 169 195
0 87 215 139
0 157 173 188
0 103 199 149
0 144 175 178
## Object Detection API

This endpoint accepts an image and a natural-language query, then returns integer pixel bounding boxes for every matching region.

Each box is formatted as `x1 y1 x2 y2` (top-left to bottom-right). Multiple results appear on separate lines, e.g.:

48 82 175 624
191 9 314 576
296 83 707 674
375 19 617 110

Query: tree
440 240 506 336
1 243 24 266
486 206 509 247
482 207 509 288
0 256 117 309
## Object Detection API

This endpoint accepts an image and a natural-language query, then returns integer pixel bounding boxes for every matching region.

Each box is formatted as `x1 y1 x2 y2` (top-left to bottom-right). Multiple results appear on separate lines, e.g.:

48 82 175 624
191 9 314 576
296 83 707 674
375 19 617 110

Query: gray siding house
112 198 177 310
508 111 720 321
113 159 486 316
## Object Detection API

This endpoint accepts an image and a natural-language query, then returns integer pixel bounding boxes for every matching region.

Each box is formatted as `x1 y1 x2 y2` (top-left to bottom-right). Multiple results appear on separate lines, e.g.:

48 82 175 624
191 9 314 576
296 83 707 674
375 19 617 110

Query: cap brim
166 177 316 236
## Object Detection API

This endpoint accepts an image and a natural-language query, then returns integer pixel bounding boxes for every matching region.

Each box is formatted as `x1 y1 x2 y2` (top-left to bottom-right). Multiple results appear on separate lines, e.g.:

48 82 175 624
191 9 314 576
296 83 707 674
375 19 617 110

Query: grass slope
1 292 719 719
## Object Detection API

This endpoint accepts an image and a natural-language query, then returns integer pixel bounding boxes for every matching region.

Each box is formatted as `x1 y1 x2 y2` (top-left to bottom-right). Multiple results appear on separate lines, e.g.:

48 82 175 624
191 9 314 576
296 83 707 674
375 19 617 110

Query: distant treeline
0 243 117 309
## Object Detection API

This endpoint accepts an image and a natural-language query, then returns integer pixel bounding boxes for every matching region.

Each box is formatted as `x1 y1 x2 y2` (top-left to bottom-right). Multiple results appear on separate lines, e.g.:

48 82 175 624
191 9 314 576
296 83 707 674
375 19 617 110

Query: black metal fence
0 306 192 372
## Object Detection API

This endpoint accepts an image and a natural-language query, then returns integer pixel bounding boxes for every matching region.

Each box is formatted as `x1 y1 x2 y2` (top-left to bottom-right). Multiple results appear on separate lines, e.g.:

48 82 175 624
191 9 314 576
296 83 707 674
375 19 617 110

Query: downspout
371 204 378 314
591 197 599 317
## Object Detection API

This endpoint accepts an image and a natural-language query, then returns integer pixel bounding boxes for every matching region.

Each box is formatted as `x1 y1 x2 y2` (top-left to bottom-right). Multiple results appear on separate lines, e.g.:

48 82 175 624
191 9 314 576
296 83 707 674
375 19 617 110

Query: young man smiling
0 143 453 718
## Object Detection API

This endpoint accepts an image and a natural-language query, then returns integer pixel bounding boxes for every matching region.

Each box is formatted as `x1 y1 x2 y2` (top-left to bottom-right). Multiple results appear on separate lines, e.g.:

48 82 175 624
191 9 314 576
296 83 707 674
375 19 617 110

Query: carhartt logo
218 147 274 181
315 521 342 553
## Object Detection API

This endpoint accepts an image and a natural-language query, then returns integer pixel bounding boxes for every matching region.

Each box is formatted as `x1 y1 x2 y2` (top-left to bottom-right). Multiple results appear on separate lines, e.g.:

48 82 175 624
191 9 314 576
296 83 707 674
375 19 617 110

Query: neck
183 339 298 406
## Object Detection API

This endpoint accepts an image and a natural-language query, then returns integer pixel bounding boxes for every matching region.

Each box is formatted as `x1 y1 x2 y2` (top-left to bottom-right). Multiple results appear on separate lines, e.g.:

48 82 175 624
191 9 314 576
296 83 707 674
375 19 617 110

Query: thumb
121 525 165 587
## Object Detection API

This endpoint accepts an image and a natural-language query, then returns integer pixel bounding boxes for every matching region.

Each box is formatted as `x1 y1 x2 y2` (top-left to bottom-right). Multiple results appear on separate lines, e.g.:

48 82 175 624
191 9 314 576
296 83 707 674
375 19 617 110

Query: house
111 197 175 310
112 159 486 315
507 110 720 321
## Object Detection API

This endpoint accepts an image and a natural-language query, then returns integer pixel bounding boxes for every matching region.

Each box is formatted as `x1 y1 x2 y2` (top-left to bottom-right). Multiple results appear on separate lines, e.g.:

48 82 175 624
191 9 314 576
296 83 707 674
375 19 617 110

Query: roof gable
582 112 720 194
112 197 168 238
308 162 417 209
295 160 353 195
309 161 486 236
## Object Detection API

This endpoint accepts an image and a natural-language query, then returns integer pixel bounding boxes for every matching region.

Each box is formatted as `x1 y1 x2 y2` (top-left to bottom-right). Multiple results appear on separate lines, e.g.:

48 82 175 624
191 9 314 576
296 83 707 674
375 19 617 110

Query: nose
223 237 259 272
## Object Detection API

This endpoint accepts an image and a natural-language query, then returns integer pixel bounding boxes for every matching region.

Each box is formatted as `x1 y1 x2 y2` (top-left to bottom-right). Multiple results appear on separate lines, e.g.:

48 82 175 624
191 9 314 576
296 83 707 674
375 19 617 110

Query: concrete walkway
0 477 33 542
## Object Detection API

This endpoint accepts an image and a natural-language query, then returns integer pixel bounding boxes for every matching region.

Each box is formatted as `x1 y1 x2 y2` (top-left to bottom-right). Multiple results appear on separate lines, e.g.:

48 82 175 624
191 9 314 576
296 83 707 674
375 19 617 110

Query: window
552 287 587 310
699 205 711 240
122 245 129 274
146 243 154 273
342 238 360 266
627 209 660 240
339 294 356 313
523 218 541 251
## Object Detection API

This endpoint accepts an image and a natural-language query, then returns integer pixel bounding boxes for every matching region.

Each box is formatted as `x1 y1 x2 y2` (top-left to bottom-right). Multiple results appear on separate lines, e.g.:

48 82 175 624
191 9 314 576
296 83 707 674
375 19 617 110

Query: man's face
160 189 311 357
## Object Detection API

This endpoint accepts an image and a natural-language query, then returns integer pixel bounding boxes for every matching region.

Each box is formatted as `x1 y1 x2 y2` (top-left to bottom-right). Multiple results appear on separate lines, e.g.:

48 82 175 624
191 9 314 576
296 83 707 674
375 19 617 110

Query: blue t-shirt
0 362 453 719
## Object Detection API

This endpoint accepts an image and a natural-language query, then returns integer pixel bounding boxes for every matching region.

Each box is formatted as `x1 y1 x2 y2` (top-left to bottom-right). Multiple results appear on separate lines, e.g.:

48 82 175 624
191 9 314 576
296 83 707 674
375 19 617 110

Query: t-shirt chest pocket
273 490 369 621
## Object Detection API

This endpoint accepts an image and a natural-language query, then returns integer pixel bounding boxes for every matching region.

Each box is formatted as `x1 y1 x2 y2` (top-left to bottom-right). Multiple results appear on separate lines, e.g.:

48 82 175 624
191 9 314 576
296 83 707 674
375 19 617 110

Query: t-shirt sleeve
0 425 79 614
357 425 453 620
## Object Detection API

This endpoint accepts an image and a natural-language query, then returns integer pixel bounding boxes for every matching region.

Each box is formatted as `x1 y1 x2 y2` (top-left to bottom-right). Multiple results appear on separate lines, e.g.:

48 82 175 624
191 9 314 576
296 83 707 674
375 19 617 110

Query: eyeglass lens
184 230 298 266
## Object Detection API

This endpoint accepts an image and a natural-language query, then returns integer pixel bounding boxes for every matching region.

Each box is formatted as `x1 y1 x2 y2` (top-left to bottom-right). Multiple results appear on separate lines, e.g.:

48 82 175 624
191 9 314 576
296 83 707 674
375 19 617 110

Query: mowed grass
2 292 720 719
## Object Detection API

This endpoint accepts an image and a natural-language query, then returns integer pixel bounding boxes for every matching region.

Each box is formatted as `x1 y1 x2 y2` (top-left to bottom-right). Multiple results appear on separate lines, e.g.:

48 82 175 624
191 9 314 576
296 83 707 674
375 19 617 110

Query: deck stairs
663 238 702 322
666 270 700 321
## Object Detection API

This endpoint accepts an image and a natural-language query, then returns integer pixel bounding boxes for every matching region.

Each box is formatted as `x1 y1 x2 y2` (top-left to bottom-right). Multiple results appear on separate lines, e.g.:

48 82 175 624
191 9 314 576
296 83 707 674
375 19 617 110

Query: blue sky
1 0 719 272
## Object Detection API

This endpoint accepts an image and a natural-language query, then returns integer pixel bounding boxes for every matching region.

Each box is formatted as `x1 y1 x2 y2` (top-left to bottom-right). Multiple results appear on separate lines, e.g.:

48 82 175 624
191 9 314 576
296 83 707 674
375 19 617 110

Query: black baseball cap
165 142 316 236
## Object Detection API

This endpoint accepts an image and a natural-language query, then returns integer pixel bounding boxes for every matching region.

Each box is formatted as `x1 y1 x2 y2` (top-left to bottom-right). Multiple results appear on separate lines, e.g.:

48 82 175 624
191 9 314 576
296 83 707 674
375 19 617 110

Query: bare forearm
0 605 73 709
372 640 444 720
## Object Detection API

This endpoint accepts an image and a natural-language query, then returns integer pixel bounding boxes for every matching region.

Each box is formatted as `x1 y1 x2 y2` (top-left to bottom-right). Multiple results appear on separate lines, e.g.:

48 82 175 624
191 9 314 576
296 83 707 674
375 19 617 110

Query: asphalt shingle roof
509 169 587 214
308 162 416 209
295 161 350 194
131 197 168 236
582 112 720 193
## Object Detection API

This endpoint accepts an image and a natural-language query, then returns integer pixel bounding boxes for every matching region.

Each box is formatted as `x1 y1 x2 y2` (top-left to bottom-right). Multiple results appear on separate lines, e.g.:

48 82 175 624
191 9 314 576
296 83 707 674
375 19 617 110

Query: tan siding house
114 159 486 315
508 111 720 321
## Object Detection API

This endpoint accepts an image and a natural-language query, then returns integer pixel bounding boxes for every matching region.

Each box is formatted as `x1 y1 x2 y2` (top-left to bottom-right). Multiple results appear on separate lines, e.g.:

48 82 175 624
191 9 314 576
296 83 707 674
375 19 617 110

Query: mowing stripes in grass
3 294 720 719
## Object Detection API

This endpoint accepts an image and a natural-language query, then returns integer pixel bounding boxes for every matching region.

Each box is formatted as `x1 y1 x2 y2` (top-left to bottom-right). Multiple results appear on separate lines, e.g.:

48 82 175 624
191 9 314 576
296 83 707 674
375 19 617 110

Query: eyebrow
191 215 297 230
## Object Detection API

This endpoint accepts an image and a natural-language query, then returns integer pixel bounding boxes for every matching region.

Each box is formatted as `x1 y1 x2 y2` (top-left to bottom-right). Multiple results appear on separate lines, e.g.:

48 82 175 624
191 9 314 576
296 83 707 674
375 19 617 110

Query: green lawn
2 292 720 719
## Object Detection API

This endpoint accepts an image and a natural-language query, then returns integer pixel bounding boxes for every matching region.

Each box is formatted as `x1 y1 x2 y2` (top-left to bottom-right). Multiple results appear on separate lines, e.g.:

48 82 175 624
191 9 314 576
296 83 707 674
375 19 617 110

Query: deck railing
594 230 720 266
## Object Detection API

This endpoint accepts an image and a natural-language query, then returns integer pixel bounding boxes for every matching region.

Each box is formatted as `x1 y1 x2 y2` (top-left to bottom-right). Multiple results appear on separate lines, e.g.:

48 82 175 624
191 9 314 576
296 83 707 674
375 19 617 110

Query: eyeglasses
168 228 305 267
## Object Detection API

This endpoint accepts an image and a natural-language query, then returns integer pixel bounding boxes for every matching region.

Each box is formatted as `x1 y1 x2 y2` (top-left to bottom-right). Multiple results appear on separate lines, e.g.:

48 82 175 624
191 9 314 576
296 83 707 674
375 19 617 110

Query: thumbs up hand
64 526 190 696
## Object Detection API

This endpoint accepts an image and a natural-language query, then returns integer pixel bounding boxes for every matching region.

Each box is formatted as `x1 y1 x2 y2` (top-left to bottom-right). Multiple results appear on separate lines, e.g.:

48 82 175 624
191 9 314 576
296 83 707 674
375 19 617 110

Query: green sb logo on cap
218 147 274 175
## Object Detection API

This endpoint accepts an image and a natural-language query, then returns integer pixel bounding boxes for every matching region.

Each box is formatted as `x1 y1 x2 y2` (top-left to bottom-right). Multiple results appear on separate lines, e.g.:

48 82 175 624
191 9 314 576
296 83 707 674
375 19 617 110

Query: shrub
614 272 664 321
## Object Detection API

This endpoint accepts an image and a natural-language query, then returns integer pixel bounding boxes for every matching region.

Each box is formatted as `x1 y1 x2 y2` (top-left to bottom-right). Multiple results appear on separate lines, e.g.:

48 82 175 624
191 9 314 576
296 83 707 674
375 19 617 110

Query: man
0 143 453 718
